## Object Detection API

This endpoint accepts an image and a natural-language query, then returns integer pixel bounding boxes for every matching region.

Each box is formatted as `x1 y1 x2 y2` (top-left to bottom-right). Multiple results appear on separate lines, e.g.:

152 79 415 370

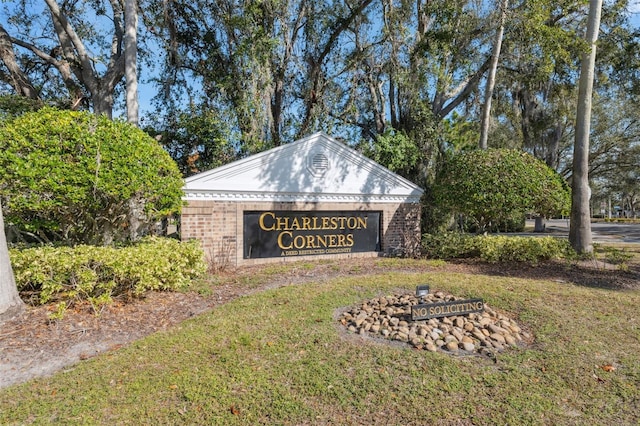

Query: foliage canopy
0 108 183 245
434 149 570 231
147 104 237 177
360 129 422 179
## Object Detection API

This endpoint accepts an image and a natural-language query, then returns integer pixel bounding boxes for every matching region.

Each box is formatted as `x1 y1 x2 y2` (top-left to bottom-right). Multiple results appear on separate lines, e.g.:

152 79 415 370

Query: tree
148 104 237 177
0 108 183 245
153 0 309 149
569 0 603 254
125 0 139 125
479 0 508 149
0 201 24 322
153 0 378 149
0 0 130 117
359 129 422 179
479 0 585 166
434 149 570 232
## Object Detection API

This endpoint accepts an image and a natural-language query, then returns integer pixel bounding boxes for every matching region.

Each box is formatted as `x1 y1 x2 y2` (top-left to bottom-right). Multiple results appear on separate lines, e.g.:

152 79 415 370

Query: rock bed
339 290 532 355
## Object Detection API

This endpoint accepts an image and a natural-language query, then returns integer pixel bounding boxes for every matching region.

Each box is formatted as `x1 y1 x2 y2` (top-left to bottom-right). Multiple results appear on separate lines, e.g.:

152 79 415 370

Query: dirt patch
1 257 638 389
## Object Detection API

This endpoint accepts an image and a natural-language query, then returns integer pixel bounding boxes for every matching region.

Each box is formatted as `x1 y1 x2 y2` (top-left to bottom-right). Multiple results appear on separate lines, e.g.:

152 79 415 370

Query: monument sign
244 210 381 258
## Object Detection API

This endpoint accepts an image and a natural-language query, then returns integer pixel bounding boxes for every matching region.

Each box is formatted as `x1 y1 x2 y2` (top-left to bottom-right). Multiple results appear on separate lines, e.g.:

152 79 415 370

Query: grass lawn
1 260 639 425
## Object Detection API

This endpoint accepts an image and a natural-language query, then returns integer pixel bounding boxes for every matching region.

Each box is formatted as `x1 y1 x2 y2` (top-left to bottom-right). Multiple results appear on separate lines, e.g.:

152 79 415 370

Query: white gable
182 132 424 203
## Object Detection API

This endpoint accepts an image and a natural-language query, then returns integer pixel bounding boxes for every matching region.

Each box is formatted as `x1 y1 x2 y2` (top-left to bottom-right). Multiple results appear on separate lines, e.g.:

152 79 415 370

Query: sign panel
411 299 485 321
243 211 381 259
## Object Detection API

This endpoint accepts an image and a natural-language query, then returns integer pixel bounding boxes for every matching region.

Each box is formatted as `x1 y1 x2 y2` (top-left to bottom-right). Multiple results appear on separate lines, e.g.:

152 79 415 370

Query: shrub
422 232 478 259
9 238 207 309
0 108 184 245
433 149 570 232
422 232 573 264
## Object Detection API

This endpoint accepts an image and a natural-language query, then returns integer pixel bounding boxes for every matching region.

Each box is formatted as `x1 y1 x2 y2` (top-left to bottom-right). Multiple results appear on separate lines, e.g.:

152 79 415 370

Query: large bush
0 108 184 244
433 149 570 232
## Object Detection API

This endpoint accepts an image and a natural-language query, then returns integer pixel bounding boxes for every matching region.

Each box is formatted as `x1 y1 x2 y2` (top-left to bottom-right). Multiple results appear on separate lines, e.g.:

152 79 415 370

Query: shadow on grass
446 258 640 292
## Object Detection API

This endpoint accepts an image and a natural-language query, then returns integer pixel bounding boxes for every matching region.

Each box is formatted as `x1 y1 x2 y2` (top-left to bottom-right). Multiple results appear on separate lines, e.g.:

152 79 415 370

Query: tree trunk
569 0 602 254
479 0 508 150
125 0 139 125
0 201 24 322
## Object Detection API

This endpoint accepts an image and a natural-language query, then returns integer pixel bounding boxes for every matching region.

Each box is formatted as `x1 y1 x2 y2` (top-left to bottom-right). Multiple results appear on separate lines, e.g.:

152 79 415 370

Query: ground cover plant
9 237 206 312
0 257 638 425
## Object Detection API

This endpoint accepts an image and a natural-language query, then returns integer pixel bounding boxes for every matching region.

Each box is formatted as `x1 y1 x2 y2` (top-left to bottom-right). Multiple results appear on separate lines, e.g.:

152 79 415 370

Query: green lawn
1 264 639 425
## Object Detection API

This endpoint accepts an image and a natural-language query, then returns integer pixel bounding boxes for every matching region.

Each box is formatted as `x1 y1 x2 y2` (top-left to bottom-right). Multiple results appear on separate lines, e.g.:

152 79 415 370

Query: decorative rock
490 333 506 344
479 317 492 327
446 341 460 351
444 335 458 344
462 342 475 352
472 330 486 341
355 312 368 327
504 334 517 346
339 289 529 356
488 324 507 335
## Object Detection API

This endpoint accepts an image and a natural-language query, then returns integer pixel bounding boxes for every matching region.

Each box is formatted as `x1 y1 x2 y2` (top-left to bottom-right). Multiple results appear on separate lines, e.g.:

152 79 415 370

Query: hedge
422 232 573 264
9 238 207 309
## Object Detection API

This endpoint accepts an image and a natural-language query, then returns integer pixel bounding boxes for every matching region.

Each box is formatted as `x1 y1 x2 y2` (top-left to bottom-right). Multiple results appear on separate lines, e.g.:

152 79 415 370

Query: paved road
526 219 640 244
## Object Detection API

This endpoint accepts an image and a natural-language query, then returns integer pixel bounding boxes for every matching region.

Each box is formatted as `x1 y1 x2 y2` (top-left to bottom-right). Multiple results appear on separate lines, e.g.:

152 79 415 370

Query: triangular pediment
183 132 423 203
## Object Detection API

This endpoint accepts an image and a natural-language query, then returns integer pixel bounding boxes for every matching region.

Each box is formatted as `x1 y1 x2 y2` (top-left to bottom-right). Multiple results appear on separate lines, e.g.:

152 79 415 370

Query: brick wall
181 200 422 267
